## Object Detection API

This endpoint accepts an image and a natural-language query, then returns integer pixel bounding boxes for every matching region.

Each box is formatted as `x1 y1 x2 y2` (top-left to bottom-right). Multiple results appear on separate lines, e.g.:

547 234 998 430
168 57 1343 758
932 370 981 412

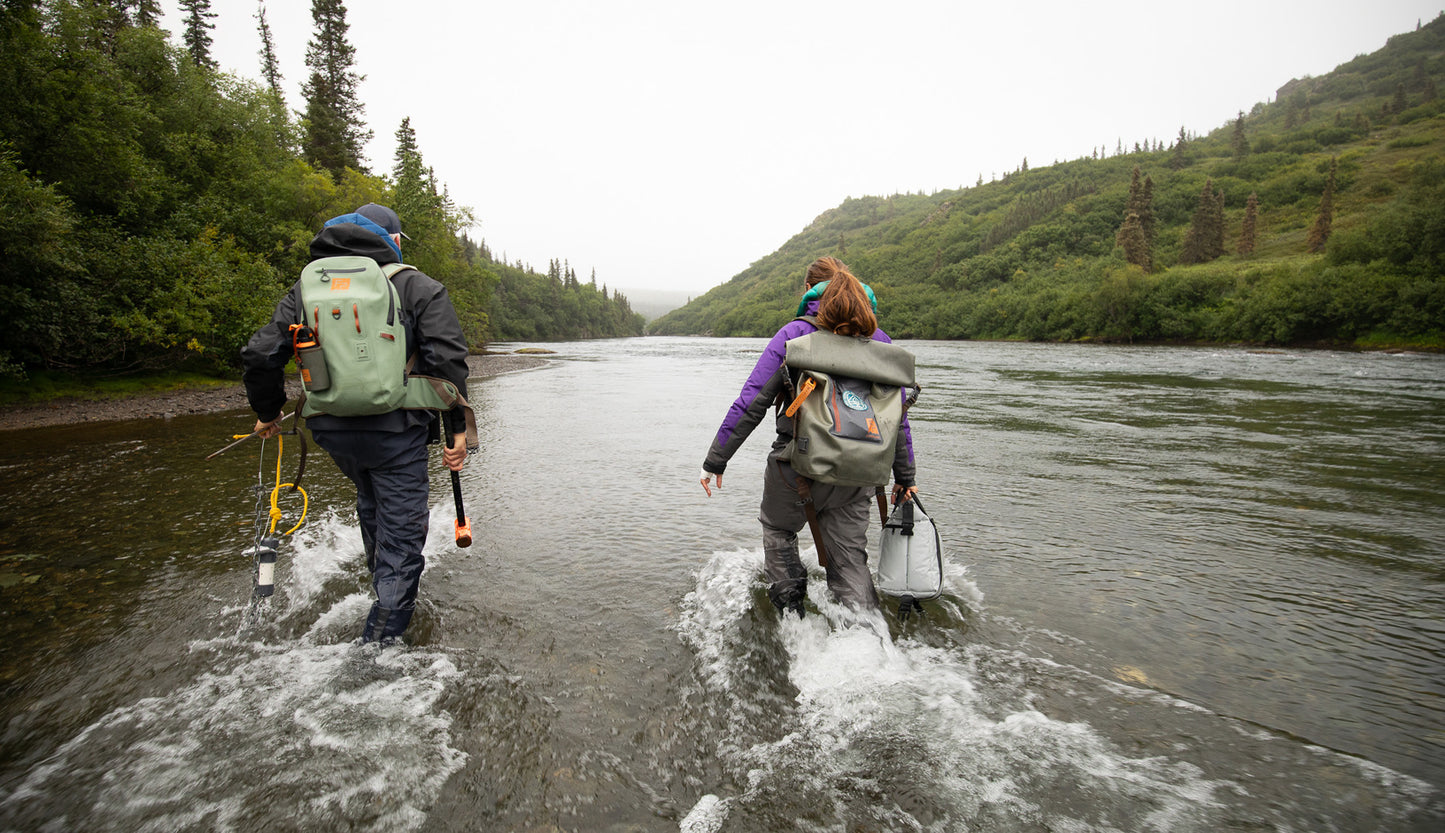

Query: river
0 338 1441 832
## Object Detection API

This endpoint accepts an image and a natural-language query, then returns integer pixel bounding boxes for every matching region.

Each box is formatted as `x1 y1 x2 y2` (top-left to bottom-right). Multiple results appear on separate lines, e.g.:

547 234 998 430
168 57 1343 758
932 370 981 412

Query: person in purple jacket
699 257 918 616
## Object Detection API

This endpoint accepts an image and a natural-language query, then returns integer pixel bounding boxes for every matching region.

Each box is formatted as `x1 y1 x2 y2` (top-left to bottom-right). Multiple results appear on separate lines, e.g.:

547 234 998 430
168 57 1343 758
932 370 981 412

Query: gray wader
759 459 880 612
311 423 432 643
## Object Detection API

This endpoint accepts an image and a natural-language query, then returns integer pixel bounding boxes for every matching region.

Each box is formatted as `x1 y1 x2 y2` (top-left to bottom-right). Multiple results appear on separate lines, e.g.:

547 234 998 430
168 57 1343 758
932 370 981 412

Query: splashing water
0 510 470 833
674 548 1439 832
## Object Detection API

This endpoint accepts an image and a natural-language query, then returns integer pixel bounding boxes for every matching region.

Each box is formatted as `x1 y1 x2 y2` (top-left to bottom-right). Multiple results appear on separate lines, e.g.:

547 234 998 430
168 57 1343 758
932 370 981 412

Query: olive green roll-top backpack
781 327 917 488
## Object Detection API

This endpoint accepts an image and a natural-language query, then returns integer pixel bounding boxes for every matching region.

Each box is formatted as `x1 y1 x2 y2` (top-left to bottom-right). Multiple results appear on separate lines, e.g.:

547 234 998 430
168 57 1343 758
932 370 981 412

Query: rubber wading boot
772 594 806 620
362 603 414 645
768 577 806 619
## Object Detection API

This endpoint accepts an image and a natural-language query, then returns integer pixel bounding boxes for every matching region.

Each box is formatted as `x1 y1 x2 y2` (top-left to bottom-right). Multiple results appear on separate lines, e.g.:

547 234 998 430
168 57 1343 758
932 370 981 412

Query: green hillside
651 16 1445 350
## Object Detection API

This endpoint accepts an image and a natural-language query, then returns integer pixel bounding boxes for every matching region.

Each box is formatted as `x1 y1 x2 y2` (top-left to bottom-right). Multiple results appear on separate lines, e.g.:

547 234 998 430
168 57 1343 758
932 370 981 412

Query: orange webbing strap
784 377 817 418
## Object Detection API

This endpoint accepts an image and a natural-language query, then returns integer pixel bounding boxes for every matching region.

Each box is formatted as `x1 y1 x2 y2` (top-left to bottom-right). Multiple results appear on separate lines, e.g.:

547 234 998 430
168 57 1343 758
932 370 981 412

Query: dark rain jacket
702 299 916 486
241 218 470 434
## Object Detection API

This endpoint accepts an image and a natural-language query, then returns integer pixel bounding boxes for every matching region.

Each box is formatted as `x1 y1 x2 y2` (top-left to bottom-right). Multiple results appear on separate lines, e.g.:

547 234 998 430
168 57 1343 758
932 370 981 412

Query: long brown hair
806 257 877 337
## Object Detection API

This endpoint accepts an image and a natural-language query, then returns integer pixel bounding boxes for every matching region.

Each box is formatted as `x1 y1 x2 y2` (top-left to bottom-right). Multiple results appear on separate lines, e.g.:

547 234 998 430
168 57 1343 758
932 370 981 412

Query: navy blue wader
311 424 432 642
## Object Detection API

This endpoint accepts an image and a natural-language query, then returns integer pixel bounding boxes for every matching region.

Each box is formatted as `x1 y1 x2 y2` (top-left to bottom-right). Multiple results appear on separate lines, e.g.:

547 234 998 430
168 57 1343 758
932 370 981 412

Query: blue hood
324 212 404 262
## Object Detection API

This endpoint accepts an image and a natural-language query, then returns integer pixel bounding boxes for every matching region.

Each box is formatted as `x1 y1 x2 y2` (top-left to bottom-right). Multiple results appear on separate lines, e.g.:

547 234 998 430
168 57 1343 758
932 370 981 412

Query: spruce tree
1115 211 1150 273
1306 158 1337 253
302 0 371 177
256 1 283 100
1170 127 1188 170
1125 166 1142 213
1140 174 1156 252
1115 167 1156 272
1232 111 1249 158
179 0 216 69
1181 179 1223 264
392 117 425 195
1238 192 1259 256
131 0 161 26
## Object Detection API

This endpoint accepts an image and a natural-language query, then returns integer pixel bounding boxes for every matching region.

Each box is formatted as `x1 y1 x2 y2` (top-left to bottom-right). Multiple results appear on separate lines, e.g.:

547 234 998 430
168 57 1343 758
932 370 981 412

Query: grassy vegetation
0 369 238 407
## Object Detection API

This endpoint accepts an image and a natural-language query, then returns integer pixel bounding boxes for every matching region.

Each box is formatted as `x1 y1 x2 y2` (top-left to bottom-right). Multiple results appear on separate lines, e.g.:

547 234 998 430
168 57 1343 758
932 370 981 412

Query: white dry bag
875 496 942 617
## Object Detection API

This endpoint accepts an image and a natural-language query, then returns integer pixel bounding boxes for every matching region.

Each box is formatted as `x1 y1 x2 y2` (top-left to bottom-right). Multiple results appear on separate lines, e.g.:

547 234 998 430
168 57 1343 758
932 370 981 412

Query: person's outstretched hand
700 470 722 497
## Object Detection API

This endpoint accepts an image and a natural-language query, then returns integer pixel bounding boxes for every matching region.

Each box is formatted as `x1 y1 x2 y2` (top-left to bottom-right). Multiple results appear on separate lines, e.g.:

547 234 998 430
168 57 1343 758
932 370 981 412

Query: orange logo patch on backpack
330 278 351 290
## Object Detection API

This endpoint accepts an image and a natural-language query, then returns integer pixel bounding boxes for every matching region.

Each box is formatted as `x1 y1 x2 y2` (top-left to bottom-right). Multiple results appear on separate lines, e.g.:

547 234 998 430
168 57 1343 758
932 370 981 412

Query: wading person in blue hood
242 204 471 644
699 257 918 616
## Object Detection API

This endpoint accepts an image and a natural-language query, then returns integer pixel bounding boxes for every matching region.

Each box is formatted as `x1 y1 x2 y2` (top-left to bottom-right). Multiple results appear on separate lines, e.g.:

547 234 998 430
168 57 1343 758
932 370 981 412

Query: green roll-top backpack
781 325 918 488
293 256 465 419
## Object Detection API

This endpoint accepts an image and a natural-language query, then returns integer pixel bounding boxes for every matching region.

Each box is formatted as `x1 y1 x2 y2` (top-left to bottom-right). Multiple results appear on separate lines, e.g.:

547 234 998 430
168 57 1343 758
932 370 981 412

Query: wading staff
204 411 297 460
448 430 472 548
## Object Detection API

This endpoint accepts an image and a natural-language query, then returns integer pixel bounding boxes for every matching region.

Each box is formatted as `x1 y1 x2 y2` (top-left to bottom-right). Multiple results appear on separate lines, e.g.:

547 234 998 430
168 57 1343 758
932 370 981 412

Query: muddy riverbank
0 353 548 432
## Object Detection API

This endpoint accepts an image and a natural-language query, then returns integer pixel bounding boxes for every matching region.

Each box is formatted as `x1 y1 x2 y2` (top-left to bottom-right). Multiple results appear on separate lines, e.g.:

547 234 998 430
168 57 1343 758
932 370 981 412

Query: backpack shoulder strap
381 262 416 279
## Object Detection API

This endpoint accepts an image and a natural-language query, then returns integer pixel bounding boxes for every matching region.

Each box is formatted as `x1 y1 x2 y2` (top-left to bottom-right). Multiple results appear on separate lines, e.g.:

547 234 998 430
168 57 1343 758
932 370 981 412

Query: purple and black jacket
702 300 916 485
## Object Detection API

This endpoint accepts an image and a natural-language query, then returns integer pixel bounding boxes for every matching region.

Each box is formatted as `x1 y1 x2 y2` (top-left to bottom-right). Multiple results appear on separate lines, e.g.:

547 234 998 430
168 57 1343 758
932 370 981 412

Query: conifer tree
179 0 216 69
256 2 283 101
130 0 161 26
390 117 447 244
1121 170 1141 226
1115 167 1154 271
1115 211 1150 272
1238 192 1259 256
392 117 425 194
1181 179 1224 265
1140 174 1156 251
302 0 371 177
1170 127 1188 170
1232 111 1249 158
1306 158 1337 253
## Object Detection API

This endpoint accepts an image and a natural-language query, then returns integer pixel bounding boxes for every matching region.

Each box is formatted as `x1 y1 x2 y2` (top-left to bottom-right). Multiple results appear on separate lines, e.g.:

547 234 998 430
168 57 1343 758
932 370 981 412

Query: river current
0 337 1442 832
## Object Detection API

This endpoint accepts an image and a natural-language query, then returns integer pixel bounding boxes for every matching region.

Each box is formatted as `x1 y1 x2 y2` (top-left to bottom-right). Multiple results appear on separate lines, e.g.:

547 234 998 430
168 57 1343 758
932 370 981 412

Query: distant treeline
651 15 1445 350
0 1 641 381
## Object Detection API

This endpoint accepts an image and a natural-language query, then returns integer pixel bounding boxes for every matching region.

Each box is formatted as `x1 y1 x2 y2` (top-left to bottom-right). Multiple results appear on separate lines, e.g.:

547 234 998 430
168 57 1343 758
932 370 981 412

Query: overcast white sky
162 1 1440 295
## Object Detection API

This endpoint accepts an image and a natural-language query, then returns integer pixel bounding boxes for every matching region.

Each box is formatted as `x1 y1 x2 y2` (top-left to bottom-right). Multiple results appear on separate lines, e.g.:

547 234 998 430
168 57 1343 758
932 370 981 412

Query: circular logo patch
842 390 869 411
